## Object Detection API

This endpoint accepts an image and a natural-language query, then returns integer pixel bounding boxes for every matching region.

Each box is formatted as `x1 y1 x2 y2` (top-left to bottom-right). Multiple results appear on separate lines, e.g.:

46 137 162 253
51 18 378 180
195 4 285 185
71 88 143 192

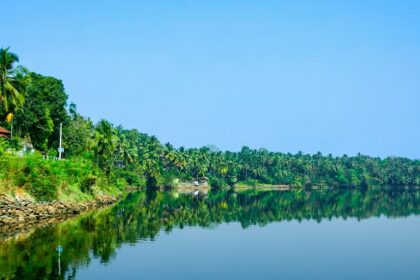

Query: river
1 188 420 280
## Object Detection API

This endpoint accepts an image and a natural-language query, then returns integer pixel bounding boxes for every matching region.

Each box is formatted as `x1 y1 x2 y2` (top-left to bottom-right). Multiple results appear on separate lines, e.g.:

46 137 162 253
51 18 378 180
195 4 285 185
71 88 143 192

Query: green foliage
0 138 12 156
22 155 58 200
242 179 258 187
1 49 419 198
145 172 163 188
93 119 117 173
80 175 97 193
13 72 68 151
0 47 27 116
209 177 228 188
113 169 146 187
162 172 179 188
0 153 119 201
111 175 128 190
63 103 95 157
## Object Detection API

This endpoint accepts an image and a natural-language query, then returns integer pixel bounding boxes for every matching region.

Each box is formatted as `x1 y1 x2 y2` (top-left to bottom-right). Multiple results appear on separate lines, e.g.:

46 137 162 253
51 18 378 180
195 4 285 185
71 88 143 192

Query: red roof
0 126 11 134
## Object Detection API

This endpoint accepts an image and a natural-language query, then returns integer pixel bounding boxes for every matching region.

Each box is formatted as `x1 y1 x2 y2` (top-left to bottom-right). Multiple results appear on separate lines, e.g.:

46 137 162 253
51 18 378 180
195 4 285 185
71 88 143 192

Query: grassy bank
0 153 123 202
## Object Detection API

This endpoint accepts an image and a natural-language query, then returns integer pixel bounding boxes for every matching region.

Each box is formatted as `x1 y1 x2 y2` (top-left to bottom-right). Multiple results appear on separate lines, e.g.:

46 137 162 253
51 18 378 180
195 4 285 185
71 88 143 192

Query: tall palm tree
94 119 117 172
0 47 27 118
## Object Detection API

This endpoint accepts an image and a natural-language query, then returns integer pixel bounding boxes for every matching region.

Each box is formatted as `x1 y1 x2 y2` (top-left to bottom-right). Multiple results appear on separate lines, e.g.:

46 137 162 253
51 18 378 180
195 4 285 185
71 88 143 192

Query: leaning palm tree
0 47 27 120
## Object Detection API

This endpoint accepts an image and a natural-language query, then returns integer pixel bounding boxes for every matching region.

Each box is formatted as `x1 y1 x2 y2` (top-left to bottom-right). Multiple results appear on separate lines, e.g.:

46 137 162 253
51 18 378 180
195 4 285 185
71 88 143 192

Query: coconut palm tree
94 119 117 172
0 47 27 118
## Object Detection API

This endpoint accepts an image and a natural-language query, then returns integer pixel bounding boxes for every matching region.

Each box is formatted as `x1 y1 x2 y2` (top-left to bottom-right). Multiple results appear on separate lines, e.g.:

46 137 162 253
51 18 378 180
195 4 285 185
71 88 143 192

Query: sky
2 0 420 158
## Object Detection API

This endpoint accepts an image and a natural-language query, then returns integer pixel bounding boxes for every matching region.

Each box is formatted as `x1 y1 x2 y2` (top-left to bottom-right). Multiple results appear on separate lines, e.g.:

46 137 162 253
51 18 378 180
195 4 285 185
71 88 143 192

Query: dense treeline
2 189 420 279
0 48 419 195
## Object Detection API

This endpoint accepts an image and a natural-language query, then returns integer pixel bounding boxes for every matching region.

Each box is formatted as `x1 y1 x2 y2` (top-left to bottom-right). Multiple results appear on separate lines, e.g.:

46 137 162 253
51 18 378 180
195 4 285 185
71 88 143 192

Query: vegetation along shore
0 48 419 221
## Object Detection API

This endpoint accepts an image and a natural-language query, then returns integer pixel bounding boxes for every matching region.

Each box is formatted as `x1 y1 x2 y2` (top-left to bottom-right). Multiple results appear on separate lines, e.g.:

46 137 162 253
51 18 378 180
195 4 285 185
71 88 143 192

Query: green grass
0 152 122 202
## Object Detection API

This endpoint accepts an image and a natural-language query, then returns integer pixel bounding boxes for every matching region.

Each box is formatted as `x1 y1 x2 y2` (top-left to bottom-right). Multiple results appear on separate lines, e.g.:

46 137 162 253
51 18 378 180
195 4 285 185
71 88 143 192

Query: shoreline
2 184 419 239
0 194 120 239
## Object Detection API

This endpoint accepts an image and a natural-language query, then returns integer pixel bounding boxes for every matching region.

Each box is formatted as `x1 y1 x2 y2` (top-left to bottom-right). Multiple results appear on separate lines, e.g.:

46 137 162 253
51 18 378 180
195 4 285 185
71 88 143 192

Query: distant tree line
1 48 419 189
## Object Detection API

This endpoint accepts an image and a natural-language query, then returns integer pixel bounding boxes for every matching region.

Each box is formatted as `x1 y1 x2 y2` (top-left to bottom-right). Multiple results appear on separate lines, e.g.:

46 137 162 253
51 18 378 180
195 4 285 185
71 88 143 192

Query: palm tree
0 47 27 118
115 129 138 166
94 119 117 172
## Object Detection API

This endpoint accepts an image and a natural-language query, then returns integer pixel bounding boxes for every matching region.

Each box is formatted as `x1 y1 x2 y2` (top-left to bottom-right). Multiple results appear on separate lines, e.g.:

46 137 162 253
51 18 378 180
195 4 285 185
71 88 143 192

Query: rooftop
0 126 11 137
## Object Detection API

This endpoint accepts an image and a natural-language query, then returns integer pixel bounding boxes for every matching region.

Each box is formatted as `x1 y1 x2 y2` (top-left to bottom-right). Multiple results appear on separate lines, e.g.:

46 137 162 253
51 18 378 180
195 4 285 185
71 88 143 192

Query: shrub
30 175 58 201
113 169 146 187
0 152 121 201
162 173 179 188
243 179 258 187
80 175 97 193
209 177 228 189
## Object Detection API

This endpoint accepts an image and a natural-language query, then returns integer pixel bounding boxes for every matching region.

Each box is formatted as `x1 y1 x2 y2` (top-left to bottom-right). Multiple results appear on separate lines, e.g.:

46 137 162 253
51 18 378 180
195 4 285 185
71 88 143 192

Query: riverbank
0 193 120 238
234 183 292 191
0 153 125 234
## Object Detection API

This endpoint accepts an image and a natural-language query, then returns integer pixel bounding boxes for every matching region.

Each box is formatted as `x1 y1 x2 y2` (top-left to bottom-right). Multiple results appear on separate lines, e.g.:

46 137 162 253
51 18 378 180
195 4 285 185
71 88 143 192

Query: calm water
1 189 420 280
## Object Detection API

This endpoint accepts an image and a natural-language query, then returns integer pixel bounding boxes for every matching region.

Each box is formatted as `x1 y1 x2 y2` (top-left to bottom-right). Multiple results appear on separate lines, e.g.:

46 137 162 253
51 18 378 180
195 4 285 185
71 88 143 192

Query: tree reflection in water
1 188 420 280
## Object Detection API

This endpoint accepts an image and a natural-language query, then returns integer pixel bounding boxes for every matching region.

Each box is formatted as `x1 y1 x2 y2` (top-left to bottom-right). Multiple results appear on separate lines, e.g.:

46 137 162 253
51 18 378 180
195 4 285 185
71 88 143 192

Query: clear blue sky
3 1 420 158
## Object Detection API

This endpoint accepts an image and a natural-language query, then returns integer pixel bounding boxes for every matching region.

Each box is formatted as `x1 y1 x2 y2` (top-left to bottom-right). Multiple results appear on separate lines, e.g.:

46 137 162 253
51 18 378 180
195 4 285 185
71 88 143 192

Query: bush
209 177 228 189
18 154 59 201
0 153 120 201
0 138 21 155
162 172 179 188
80 175 97 193
226 176 237 187
113 169 146 187
30 175 58 201
243 179 258 187
114 177 128 190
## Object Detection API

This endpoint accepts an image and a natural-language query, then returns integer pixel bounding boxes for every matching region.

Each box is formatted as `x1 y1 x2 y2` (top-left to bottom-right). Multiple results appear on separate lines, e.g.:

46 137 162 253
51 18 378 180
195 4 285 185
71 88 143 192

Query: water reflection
1 188 420 280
